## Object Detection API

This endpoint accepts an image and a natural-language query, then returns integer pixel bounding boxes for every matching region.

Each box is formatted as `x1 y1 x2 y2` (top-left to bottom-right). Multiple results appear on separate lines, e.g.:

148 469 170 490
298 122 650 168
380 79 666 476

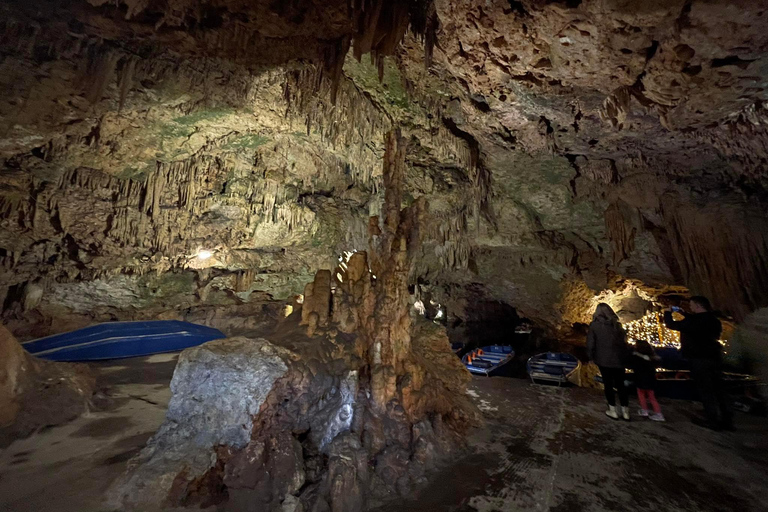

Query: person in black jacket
588 303 631 421
664 296 733 430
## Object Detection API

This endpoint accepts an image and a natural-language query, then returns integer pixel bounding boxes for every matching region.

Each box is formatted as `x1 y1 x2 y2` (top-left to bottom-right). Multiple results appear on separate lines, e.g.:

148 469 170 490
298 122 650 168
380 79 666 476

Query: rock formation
111 130 477 511
0 325 31 426
3 0 768 338
3 0 768 507
108 337 295 510
0 325 95 445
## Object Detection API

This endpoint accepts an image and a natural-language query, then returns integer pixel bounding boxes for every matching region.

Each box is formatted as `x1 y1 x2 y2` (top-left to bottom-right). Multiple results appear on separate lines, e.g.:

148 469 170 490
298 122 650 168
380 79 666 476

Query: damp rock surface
108 336 295 511
2 0 768 338
377 377 768 512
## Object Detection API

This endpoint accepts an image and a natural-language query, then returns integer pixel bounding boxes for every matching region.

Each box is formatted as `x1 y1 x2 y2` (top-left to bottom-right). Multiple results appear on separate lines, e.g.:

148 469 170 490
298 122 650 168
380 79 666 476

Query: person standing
664 296 733 431
588 303 631 420
632 339 665 422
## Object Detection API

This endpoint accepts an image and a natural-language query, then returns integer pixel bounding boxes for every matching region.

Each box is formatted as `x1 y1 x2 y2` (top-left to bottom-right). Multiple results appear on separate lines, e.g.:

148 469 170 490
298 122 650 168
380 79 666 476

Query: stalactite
661 196 768 320
604 201 638 265
427 209 471 271
599 86 632 130
691 101 768 183
118 56 137 113
82 47 122 104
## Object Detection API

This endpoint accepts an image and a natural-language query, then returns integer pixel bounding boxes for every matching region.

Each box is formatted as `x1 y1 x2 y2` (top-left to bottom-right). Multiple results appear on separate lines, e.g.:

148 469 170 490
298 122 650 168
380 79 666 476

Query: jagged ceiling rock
2 0 768 333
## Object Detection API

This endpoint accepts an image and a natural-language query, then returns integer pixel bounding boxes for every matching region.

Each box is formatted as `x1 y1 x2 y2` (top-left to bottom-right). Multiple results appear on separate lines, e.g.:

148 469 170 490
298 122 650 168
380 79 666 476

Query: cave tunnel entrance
446 299 535 377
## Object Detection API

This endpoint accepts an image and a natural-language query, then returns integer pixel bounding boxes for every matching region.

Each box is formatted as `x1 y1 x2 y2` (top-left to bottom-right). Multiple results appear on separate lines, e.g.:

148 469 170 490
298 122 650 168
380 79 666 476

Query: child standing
632 339 665 421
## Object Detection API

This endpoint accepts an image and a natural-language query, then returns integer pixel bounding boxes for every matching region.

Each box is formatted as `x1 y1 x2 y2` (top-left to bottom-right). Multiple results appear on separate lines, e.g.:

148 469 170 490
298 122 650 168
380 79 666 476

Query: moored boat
22 320 226 361
462 345 515 376
527 352 581 385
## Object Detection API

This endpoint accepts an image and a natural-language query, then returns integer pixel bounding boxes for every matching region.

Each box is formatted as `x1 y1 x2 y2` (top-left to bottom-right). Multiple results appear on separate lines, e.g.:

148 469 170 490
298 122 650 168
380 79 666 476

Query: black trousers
690 358 733 426
599 366 628 407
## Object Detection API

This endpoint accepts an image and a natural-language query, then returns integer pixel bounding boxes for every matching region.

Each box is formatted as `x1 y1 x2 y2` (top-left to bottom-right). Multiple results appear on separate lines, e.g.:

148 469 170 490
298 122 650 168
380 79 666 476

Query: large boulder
109 337 296 511
0 325 32 426
0 324 95 445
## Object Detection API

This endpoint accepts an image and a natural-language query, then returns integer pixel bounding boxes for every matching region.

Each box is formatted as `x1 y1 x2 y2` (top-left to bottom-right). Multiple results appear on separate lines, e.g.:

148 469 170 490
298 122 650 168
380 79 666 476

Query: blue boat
527 352 581 386
462 345 515 376
21 320 225 361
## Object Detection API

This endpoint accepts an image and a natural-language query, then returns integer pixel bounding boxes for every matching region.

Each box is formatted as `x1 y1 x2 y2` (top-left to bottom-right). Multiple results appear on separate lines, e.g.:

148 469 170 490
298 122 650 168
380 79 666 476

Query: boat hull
21 320 226 361
463 345 515 377
527 353 581 385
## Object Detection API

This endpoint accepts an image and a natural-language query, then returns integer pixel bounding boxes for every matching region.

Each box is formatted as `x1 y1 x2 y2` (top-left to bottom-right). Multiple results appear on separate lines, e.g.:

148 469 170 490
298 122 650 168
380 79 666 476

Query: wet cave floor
381 378 768 512
1 360 767 512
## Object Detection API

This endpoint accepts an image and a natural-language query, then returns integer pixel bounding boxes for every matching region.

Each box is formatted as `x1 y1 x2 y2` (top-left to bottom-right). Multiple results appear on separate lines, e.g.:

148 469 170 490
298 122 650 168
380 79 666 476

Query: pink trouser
637 389 661 414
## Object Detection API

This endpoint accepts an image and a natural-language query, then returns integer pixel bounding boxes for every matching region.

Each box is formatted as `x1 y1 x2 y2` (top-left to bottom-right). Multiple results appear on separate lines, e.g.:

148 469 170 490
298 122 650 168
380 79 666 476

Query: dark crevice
711 56 756 70
682 64 702 76
644 40 659 63
510 72 542 87
503 0 528 16
470 95 491 113
676 0 693 32
545 0 582 7
539 116 554 135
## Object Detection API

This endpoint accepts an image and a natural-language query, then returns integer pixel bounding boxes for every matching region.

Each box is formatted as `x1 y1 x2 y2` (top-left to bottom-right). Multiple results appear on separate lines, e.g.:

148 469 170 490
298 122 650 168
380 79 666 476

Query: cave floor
383 377 768 512
0 353 177 512
1 363 767 512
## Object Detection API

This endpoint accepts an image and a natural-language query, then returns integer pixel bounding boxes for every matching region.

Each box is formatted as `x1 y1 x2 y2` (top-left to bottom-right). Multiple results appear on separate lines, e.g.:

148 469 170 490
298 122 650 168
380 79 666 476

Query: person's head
592 303 619 324
635 338 653 355
689 296 712 313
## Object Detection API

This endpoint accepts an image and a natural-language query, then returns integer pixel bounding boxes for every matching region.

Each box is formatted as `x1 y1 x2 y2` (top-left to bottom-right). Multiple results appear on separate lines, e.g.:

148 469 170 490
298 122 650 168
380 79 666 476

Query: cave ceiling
2 0 768 333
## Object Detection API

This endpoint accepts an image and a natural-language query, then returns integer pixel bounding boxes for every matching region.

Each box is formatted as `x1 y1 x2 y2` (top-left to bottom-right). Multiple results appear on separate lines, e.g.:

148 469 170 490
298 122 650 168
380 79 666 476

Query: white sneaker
622 408 631 421
638 409 649 417
649 413 665 422
605 406 619 419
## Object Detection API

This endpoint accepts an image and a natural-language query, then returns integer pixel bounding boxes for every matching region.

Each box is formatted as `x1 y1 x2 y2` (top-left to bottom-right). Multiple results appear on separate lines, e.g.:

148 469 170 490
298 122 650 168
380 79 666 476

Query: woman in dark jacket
587 303 630 420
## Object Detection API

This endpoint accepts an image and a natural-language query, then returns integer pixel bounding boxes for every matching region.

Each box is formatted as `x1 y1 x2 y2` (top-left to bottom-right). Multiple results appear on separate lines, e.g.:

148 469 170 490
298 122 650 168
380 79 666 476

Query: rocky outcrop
300 269 332 335
0 324 95 445
112 130 478 511
109 337 295 510
0 325 30 426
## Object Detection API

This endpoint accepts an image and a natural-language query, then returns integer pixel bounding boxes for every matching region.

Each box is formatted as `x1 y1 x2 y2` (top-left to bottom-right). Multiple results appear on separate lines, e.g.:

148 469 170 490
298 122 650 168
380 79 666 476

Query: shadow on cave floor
0 354 177 512
376 377 768 512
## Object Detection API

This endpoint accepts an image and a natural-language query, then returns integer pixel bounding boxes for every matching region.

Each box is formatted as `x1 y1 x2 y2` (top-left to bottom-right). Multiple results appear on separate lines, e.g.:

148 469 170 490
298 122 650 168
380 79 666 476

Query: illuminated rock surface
2 0 768 510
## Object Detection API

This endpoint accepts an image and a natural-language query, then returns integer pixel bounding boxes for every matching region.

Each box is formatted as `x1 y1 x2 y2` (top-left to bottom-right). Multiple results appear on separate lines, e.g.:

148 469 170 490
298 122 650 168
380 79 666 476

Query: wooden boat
462 345 515 376
22 320 225 362
527 352 581 386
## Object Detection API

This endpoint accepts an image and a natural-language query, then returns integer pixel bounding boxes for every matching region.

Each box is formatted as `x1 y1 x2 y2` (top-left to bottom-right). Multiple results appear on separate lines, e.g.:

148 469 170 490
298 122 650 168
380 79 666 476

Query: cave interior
2 0 768 511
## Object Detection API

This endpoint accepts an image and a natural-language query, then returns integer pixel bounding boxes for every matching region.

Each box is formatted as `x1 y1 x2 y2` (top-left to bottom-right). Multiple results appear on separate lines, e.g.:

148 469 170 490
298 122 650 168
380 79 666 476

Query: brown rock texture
114 130 477 511
0 324 95 444
1 1 768 339
0 325 29 426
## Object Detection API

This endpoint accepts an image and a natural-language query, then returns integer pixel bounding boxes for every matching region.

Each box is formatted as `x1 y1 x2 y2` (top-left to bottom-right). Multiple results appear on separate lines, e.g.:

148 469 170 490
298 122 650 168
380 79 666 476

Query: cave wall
2 0 768 334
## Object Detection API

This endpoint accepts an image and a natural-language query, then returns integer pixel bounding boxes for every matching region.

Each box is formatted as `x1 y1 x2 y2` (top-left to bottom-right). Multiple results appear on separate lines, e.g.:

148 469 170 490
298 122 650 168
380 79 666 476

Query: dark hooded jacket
587 319 629 369
663 311 722 360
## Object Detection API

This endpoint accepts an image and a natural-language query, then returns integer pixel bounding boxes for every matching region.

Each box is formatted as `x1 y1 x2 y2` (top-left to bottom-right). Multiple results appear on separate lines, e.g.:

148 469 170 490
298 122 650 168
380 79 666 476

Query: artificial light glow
623 311 727 349
197 249 213 260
